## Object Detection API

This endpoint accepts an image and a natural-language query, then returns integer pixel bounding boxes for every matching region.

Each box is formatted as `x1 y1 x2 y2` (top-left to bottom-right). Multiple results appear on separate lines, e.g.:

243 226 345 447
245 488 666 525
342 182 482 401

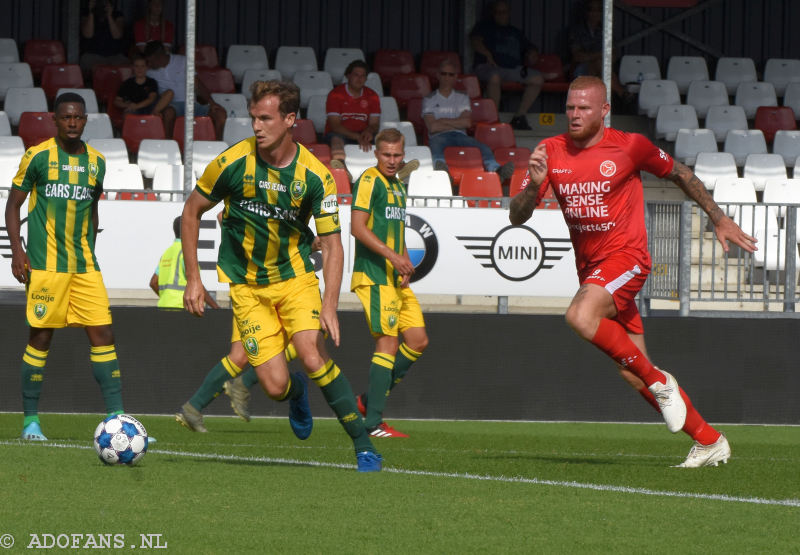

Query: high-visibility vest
157 240 186 309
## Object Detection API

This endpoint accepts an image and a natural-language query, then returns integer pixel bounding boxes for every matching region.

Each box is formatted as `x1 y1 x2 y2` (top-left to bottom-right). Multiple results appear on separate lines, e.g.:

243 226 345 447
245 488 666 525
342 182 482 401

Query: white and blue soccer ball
93 414 148 465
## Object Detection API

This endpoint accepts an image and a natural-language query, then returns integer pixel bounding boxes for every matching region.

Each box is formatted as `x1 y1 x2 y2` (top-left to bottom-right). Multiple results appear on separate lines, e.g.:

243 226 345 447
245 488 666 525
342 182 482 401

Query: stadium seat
365 72 384 96
754 106 797 144
17 112 55 149
407 169 460 207
723 129 767 166
305 143 331 164
474 122 516 150
197 67 236 94
444 145 483 187
763 58 800 97
666 56 709 94
685 80 729 119
293 70 334 109
4 86 47 126
194 44 220 69
114 191 158 201
454 74 481 99
673 128 717 166
772 130 800 167
494 147 532 169
323 48 366 84
762 178 800 223
191 140 228 178
55 88 98 113
379 96 400 125
241 68 283 98
104 163 145 191
291 118 317 145
470 98 499 125
705 105 748 143
693 151 737 191
23 39 65 80
715 57 757 96
152 163 189 200
404 145 433 169
137 139 182 179
459 171 503 207
419 51 462 87
0 38 19 63
744 153 787 192
305 94 327 134
390 73 432 109
735 81 778 119
712 176 757 221
533 53 569 93
342 144 376 181
222 117 252 145
783 82 800 119
654 104 698 141
121 114 166 155
0 111 11 136
210 93 249 119
405 96 425 137
753 219 798 271
274 46 317 80
88 138 129 167
40 64 83 102
380 121 417 147
373 49 415 86
637 79 680 118
173 116 217 154
330 167 351 203
0 136 25 168
618 55 661 91
82 113 114 141
225 44 268 84
0 62 33 101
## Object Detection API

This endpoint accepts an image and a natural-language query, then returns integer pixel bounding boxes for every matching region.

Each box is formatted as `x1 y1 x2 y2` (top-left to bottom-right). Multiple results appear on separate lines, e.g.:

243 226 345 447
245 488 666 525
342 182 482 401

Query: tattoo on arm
667 162 725 224
509 185 541 225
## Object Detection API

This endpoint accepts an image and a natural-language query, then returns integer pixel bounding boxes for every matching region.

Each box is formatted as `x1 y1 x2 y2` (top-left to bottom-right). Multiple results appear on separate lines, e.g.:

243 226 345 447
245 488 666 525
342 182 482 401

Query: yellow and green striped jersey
350 166 407 288
12 138 105 273
196 138 340 285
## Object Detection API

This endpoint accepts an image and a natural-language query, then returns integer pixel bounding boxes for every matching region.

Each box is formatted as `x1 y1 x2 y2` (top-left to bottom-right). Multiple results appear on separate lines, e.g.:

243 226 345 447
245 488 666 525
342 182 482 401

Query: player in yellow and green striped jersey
181 80 381 471
4 93 128 442
350 128 429 438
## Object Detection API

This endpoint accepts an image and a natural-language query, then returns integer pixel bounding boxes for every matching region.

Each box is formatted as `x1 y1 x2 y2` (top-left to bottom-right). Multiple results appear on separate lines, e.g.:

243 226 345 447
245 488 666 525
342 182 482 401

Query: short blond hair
375 128 405 149
568 75 607 97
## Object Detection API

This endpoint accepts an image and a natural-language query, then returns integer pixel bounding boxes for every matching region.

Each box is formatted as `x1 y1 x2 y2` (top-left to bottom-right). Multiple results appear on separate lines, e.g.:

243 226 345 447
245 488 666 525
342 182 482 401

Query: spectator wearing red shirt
510 76 757 468
134 0 175 53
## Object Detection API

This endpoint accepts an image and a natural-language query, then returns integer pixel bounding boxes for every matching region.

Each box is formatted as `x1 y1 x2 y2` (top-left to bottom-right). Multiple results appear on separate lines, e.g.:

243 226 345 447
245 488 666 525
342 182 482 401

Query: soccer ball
93 414 148 465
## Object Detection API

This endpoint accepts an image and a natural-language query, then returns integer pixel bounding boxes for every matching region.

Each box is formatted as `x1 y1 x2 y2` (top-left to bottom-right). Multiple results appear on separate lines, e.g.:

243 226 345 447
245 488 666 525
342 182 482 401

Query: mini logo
243 336 259 356
290 180 307 201
88 162 98 178
34 303 47 319
599 160 616 177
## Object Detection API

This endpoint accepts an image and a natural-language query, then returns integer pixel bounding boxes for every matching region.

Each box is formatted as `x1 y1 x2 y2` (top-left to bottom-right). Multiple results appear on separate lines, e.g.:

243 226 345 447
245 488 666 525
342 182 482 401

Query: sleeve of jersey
352 171 376 214
312 168 341 236
195 156 230 202
630 133 674 178
12 149 39 192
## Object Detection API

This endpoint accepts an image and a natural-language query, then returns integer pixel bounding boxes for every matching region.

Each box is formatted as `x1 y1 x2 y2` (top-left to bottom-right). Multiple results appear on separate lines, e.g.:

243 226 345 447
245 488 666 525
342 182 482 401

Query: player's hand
319 304 340 346
528 143 548 186
391 252 415 278
183 278 207 317
10 250 30 284
714 215 758 253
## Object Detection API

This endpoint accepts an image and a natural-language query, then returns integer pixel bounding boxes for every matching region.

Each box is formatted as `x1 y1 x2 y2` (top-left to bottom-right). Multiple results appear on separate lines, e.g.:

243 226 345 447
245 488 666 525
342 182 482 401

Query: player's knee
564 306 594 341
406 332 428 353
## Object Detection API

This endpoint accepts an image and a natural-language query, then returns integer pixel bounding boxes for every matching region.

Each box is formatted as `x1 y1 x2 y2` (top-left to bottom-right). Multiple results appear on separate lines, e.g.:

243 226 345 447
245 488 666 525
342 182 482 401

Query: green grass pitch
1 414 798 553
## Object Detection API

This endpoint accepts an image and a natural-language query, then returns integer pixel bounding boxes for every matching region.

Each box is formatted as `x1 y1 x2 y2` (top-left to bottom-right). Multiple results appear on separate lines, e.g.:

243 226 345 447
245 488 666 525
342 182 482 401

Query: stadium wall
0 306 797 425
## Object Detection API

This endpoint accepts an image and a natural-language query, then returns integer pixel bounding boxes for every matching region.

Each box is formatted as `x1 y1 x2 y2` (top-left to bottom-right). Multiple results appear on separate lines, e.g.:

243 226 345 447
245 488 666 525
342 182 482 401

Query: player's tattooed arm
509 185 540 225
666 161 726 225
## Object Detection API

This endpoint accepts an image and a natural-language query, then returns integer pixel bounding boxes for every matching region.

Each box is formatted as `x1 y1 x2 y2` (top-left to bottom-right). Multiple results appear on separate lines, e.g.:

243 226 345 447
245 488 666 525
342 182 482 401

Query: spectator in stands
79 0 129 79
133 0 175 54
113 53 163 115
423 60 515 185
469 0 543 130
143 40 227 140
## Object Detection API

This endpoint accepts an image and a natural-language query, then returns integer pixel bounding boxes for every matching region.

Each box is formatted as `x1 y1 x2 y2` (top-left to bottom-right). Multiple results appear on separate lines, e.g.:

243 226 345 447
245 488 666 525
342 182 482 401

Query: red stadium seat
509 167 528 195
40 64 84 102
474 122 516 150
469 98 499 127
330 167 351 204
194 44 220 69
454 74 482 99
373 49 415 85
91 64 132 109
444 146 484 187
754 106 797 144
17 112 56 149
494 147 532 169
292 118 317 145
23 39 65 80
406 96 426 138
122 114 166 154
533 53 569 93
536 184 559 209
173 116 216 153
420 51 462 87
306 143 331 164
459 171 503 207
115 191 158 201
390 73 432 110
197 67 236 94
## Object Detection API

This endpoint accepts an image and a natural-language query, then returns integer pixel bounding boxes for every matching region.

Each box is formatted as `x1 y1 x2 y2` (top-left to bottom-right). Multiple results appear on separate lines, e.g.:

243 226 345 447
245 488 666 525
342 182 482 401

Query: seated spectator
133 0 175 54
79 0 130 79
326 60 381 170
113 53 163 115
469 0 543 130
143 40 226 140
423 60 515 183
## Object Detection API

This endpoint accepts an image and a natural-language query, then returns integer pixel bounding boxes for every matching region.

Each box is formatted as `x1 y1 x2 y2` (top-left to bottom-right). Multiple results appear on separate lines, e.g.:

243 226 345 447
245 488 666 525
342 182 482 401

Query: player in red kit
510 76 757 467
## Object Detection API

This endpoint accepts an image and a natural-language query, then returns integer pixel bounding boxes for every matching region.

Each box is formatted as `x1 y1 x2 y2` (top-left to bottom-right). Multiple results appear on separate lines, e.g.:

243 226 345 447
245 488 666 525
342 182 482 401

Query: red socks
637 386 721 445
590 318 665 387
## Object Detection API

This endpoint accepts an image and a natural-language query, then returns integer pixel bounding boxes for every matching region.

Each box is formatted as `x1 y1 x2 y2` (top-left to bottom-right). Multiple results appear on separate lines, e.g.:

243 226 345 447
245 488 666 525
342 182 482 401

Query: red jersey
325 84 381 134
134 19 175 50
537 128 674 274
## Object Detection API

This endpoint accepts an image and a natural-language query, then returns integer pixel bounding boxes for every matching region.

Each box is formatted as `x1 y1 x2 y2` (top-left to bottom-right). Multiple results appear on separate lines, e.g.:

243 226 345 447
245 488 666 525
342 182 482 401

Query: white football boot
648 370 687 433
675 433 731 468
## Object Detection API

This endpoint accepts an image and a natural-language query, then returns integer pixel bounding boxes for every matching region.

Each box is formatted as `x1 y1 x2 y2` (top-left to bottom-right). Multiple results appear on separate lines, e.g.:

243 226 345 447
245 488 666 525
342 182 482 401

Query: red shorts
580 253 650 334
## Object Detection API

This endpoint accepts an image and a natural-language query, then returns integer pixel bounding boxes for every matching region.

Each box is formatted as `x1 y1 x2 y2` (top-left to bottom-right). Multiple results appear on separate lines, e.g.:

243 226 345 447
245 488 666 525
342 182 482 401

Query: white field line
3 440 799 508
